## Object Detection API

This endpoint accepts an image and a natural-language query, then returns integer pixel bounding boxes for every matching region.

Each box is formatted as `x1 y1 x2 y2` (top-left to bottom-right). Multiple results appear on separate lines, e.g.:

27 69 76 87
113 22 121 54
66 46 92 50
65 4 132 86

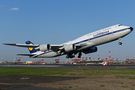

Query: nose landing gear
118 42 122 45
118 38 122 45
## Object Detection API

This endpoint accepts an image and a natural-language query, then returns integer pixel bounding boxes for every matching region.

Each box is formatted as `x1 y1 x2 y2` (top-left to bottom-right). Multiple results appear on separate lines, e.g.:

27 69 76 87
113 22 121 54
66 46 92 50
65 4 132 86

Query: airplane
3 24 133 58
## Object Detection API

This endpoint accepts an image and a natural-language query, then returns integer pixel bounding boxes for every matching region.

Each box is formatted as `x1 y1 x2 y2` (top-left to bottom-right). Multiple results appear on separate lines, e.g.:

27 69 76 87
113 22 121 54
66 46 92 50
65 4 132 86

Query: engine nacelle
39 44 51 52
82 46 97 54
64 44 76 52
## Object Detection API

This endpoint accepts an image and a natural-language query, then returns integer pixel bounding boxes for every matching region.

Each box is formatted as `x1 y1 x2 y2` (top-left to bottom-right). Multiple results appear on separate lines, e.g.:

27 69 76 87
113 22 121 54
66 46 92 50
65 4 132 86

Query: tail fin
26 41 37 53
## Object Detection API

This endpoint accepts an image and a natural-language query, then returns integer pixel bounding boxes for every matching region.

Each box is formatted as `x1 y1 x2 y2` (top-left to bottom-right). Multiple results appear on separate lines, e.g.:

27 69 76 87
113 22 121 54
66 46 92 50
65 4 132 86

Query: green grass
0 67 135 76
0 67 72 75
100 84 105 87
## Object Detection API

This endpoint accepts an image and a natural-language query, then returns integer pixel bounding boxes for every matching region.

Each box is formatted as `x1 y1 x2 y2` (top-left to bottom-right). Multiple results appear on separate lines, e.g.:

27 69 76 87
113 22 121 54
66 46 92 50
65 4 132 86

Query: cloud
10 8 19 10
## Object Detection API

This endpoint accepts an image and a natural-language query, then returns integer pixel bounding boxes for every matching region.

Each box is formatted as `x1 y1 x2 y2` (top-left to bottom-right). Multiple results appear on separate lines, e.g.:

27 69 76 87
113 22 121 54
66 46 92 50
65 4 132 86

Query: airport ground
1 64 135 69
0 65 135 90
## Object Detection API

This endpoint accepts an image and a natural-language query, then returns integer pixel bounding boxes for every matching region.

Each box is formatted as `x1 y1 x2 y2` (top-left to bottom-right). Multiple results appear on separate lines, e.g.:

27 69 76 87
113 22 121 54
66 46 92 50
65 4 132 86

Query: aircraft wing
3 43 64 52
3 43 88 52
50 45 64 51
3 43 39 48
50 42 94 52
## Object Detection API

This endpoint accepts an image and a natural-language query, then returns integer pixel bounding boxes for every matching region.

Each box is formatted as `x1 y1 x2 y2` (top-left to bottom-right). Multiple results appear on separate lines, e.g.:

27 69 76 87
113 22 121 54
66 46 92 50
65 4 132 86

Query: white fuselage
32 24 132 58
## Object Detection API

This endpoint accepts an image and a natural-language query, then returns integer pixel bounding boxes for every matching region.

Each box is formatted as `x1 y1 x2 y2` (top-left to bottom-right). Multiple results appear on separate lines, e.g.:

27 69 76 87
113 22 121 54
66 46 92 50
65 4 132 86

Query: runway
0 75 80 90
0 64 135 69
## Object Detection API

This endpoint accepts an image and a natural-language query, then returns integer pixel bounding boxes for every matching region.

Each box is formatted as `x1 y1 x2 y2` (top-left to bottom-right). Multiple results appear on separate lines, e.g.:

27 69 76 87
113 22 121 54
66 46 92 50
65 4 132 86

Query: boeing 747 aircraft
4 24 133 58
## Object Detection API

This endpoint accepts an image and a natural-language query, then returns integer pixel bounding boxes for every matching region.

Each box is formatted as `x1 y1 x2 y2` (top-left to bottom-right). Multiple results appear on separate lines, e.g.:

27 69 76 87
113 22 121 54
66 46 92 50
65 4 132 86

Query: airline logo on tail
26 41 37 53
28 43 33 51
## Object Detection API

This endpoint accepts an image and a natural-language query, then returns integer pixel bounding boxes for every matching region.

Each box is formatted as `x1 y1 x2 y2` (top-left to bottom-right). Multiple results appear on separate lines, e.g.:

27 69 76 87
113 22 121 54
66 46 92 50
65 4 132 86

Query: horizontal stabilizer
17 54 35 56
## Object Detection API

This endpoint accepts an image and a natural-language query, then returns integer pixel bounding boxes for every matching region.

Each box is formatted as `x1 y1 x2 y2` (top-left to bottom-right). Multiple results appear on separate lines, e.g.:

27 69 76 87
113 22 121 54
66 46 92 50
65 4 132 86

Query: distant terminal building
80 60 104 65
26 61 33 64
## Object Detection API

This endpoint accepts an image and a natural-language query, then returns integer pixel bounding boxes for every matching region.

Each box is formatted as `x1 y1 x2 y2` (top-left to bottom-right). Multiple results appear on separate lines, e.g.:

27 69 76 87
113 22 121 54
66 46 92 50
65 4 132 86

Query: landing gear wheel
66 53 75 58
78 52 82 58
118 42 122 45
118 38 122 45
66 56 69 58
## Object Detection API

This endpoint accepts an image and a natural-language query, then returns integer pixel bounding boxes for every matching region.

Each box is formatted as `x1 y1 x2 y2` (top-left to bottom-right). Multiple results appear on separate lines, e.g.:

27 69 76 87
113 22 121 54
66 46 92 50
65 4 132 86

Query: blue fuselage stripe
34 28 130 58
74 28 129 45
33 50 53 58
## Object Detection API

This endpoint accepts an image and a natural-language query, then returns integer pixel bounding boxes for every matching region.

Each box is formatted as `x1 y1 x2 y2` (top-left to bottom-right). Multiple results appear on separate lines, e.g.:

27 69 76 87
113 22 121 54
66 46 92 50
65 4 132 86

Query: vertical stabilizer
26 41 37 53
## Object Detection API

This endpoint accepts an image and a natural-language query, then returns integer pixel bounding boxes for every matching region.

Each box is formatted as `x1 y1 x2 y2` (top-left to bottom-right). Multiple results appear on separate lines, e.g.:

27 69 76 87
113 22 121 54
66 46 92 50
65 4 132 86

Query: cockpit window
118 24 122 26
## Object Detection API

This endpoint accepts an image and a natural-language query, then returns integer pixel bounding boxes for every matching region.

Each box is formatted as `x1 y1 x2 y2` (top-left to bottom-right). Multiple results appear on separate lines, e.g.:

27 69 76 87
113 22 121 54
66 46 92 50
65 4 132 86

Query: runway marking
117 67 127 69
75 66 90 68
20 78 29 80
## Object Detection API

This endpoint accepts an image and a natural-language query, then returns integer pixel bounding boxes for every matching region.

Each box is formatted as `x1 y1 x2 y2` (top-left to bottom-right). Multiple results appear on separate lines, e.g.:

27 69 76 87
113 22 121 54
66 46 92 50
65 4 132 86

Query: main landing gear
78 52 82 58
118 38 122 45
66 53 75 58
66 52 82 58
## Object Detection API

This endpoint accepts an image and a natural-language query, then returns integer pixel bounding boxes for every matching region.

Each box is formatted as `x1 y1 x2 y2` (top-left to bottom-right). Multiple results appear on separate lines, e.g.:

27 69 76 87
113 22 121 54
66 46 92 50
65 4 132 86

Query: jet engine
82 46 97 54
39 44 51 52
64 44 76 52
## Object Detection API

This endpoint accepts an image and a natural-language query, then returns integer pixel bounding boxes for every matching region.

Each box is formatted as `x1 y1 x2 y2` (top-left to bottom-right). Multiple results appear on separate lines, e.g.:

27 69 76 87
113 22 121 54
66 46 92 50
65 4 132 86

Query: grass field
0 67 135 78
1 67 135 90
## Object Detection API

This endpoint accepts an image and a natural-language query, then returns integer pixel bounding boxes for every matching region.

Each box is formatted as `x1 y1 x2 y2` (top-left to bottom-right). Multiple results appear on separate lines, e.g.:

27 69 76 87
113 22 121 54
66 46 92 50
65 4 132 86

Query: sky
0 0 135 62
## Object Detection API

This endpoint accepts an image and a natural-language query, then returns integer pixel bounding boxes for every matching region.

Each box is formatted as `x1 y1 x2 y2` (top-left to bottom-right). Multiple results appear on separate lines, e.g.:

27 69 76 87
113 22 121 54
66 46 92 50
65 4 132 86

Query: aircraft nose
130 27 133 31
